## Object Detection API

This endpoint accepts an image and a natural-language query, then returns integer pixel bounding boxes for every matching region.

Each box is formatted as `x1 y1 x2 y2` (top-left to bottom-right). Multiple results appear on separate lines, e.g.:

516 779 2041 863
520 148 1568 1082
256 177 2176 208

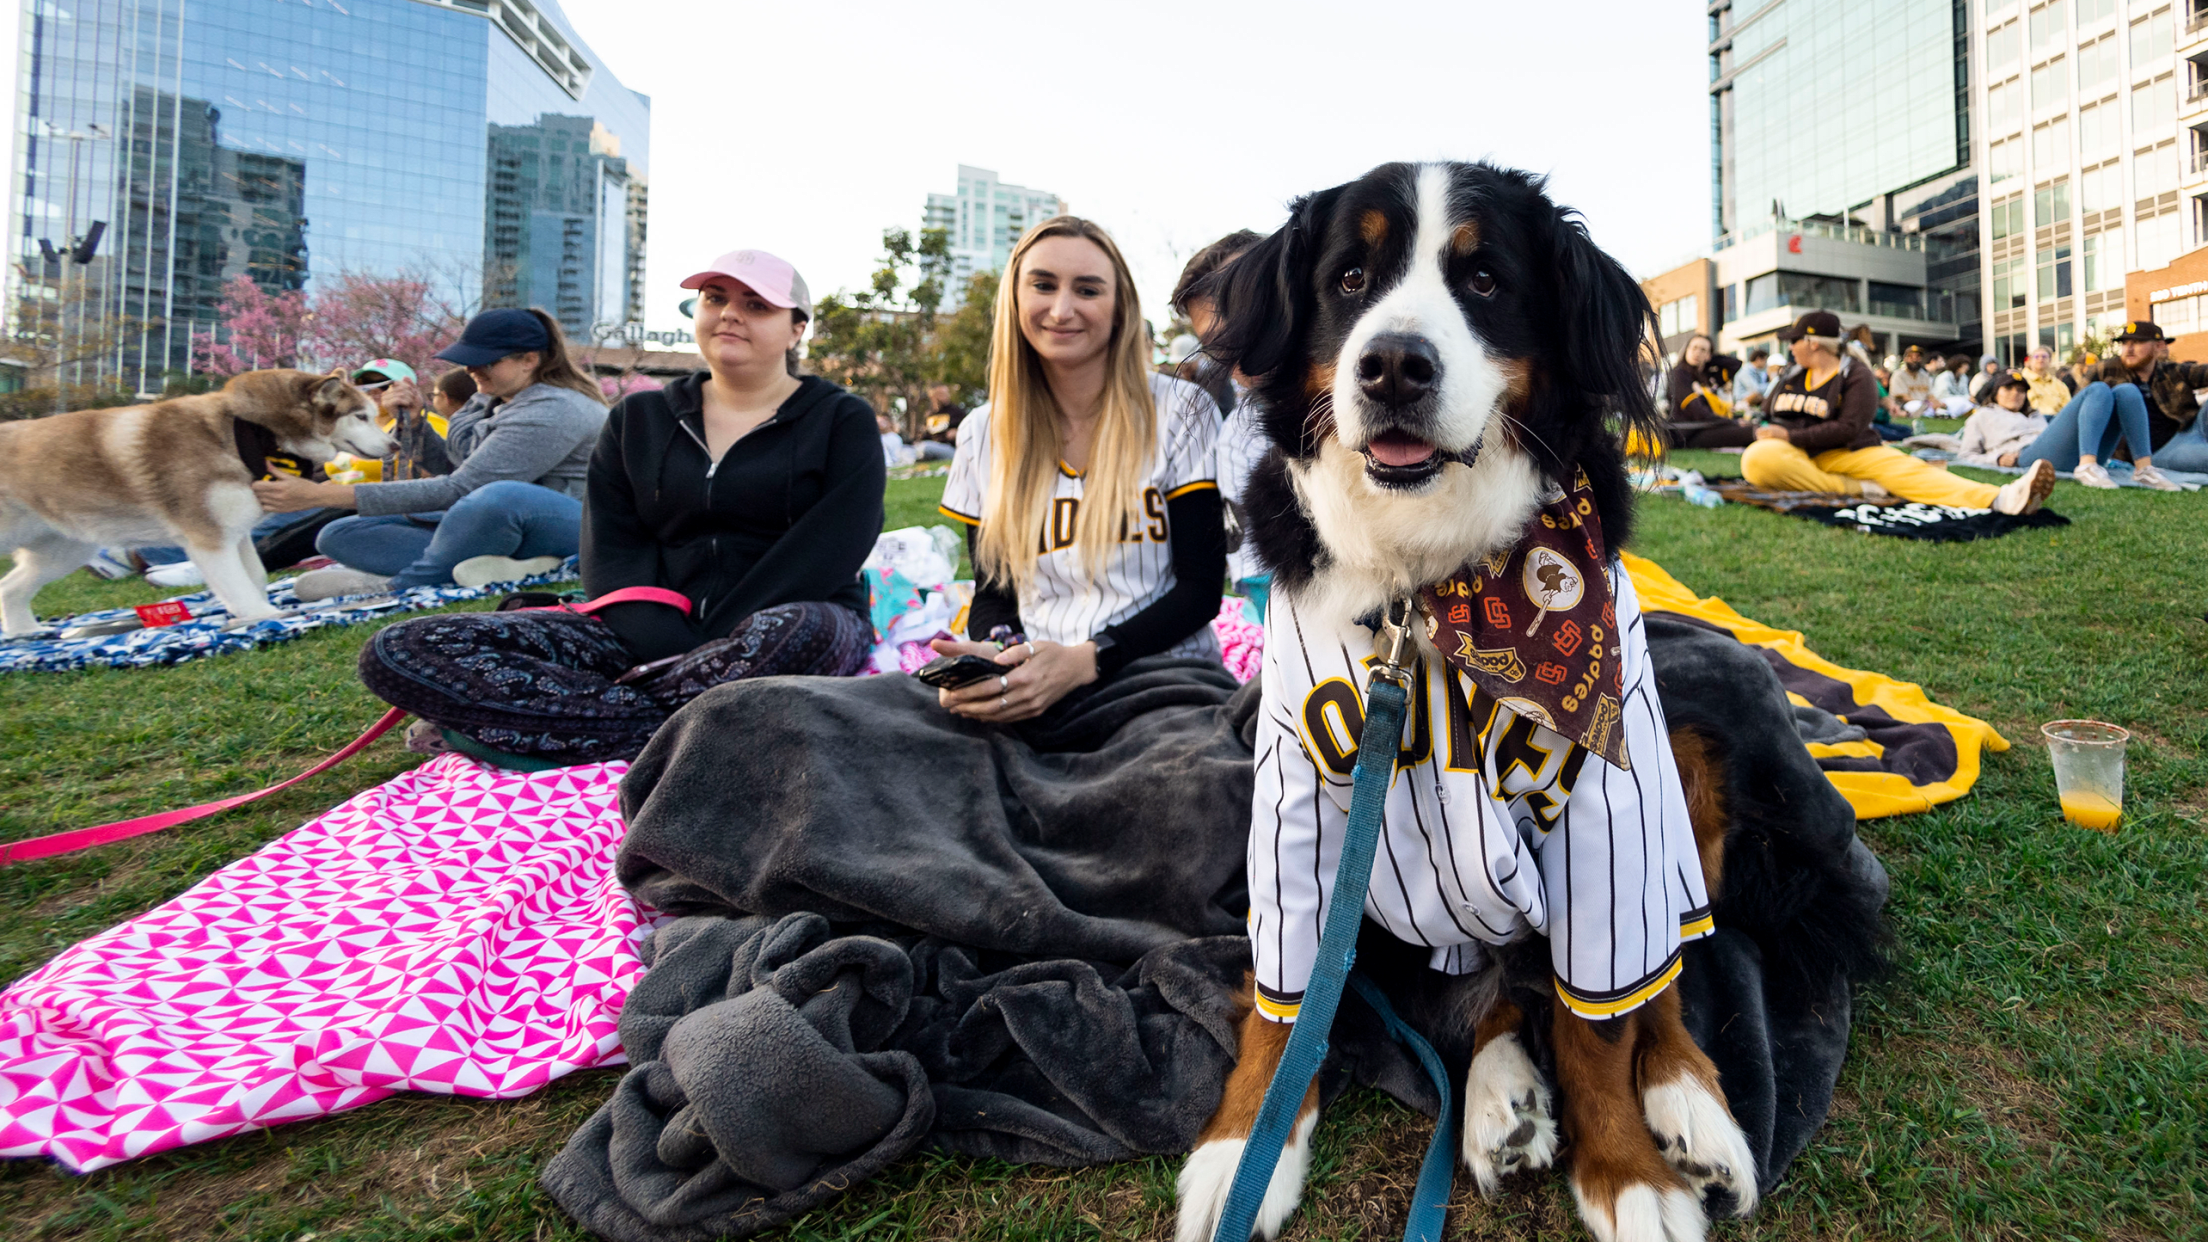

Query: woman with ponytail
933 216 1227 723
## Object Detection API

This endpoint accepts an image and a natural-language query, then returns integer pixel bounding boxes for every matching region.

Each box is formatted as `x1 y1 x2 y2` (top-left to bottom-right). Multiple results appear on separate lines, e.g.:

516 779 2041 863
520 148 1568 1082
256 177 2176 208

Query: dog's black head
1203 162 1660 595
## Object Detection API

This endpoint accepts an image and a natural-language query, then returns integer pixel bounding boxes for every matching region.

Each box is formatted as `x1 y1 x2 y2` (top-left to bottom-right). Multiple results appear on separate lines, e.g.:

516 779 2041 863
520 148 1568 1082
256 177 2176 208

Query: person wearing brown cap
2015 320 2203 485
1743 311 2056 514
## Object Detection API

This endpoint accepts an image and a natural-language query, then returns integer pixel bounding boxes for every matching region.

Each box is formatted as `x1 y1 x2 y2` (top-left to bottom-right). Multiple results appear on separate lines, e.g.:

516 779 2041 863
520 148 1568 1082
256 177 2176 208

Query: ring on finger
1023 641 1036 658
998 674 1010 693
1000 695 1009 709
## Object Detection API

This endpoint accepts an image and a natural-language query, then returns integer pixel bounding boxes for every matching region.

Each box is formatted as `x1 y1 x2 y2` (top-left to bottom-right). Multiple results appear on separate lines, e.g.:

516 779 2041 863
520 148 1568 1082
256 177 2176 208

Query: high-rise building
923 166 1066 305
1976 0 2185 363
1704 0 1982 358
10 0 650 394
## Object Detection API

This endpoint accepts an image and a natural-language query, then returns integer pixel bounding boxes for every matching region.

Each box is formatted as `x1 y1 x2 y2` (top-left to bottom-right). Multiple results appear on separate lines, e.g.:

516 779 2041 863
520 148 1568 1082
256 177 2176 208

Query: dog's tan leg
0 534 96 635
1461 997 1559 1195
1556 1004 1704 1242
190 541 279 623
1637 983 1756 1218
1175 983 1321 1242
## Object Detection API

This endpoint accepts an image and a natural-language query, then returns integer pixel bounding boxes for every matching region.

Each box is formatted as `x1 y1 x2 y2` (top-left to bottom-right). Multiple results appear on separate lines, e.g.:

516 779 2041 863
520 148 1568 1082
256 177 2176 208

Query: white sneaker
291 567 392 601
84 550 138 580
1858 481 1893 501
2130 463 2183 492
144 561 205 588
451 554 565 589
2072 461 2119 489
1993 458 2056 515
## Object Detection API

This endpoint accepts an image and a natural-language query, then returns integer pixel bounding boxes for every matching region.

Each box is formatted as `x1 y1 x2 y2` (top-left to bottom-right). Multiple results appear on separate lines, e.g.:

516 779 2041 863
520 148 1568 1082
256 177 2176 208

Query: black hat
2113 320 2166 343
1776 310 1842 343
434 307 552 367
1997 369 2031 391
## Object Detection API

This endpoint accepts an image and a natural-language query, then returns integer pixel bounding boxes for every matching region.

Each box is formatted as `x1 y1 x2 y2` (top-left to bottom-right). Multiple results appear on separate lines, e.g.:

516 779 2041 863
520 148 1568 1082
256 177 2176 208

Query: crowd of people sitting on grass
1662 311 2208 504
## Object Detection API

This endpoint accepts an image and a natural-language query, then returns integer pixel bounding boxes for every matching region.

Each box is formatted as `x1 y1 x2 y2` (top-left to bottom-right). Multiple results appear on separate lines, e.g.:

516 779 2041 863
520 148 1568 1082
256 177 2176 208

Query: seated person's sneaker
1993 458 2056 515
1858 480 1893 500
2131 463 2183 491
292 567 393 601
2073 461 2119 489
143 561 205 588
452 554 565 588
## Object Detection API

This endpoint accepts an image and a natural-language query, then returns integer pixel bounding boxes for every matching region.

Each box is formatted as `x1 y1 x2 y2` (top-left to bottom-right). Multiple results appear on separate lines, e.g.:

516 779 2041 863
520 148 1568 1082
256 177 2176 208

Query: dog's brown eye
1340 267 1365 294
1469 269 1498 297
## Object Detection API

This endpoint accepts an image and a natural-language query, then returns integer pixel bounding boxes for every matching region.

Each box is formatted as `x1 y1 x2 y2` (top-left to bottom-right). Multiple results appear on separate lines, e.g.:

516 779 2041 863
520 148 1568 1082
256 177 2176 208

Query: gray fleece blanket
543 648 1887 1240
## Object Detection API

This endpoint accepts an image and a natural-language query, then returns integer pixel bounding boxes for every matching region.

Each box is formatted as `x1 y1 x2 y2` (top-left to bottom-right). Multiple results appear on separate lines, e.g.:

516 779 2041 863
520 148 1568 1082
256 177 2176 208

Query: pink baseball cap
680 249 812 318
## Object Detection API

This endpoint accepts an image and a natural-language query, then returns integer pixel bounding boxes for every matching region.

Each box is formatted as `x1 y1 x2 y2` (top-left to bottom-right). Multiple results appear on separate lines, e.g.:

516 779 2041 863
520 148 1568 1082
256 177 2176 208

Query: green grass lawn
2 465 2203 1240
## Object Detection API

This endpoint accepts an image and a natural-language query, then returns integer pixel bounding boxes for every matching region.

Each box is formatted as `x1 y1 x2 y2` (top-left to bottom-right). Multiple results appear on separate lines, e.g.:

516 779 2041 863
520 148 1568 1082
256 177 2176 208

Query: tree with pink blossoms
192 276 312 377
194 271 465 379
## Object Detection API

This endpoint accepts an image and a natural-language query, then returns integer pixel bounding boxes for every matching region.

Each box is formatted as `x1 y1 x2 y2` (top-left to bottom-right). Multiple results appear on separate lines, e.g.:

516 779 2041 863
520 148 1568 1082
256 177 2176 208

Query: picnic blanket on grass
0 559 580 674
0 754 644 1172
1702 479 2070 541
540 652 1886 1241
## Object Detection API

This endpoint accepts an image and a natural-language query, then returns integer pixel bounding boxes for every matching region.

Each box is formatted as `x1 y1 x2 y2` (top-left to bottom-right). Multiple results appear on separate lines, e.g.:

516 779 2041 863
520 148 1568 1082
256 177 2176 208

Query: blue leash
1212 605 1458 1241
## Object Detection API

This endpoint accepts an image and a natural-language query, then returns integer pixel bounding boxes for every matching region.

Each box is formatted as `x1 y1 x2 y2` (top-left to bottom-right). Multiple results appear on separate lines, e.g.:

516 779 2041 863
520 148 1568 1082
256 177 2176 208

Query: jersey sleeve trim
1677 905 1715 939
1164 479 1219 500
936 503 981 526
1254 982 1304 1024
1553 949 1684 1019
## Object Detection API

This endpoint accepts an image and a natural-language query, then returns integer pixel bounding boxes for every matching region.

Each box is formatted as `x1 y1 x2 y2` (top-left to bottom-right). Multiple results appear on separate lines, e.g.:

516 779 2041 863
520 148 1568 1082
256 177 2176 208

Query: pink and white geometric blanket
0 754 646 1173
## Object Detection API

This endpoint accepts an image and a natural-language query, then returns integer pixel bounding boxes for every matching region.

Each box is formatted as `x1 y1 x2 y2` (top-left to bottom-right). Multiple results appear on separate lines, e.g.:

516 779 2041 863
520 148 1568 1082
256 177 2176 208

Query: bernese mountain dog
1177 161 1757 1242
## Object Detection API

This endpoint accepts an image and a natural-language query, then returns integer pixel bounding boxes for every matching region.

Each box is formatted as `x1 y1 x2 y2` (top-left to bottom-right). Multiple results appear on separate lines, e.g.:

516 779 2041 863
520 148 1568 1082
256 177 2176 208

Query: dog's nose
1355 333 1441 407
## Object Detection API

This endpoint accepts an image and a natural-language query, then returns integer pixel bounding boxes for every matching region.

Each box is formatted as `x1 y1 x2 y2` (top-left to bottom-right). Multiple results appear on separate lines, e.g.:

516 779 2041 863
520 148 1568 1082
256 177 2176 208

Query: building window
1658 296 1698 338
1991 196 2027 239
2078 101 2119 163
1721 283 1740 324
2076 33 2118 96
2032 116 2071 171
2034 178 2072 225
2082 228 2124 290
2130 8 2174 68
1988 77 2022 134
2032 58 2070 112
1744 273 1780 316
2074 0 2112 23
2000 332 2029 366
2140 209 2183 269
2079 160 2121 212
1988 21 2022 73
1991 135 2025 183
2038 323 2078 354
2037 243 2075 300
2136 139 2180 200
1868 281 1926 320
1993 255 2029 308
2030 1 2067 56
1776 272 1861 314
2132 74 2175 136
2163 293 2201 335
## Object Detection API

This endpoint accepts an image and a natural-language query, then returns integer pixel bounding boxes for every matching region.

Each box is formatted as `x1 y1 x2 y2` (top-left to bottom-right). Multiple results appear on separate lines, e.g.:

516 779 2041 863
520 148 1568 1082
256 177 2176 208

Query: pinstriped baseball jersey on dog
939 372 1222 656
1246 562 1713 1023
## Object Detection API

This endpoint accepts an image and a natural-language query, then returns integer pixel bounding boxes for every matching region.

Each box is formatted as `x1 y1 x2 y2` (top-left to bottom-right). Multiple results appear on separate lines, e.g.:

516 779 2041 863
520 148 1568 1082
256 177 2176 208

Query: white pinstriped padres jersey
1216 379 1270 585
1247 563 1713 1023
939 372 1222 657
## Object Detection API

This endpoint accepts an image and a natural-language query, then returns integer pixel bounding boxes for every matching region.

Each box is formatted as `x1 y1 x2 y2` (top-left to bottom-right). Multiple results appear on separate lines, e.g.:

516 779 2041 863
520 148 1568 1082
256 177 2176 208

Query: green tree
805 226 953 439
928 270 997 408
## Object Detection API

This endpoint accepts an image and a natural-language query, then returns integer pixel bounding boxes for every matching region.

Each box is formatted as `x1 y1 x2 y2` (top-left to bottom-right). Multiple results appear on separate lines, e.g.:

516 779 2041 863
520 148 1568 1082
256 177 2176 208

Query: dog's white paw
1571 1178 1707 1242
1643 1074 1758 1218
1460 1032 1559 1197
1174 1111 1316 1242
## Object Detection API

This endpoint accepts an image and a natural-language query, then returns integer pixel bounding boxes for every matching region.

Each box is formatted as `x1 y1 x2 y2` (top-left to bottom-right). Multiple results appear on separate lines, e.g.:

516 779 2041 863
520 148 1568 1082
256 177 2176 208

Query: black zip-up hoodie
581 371 885 663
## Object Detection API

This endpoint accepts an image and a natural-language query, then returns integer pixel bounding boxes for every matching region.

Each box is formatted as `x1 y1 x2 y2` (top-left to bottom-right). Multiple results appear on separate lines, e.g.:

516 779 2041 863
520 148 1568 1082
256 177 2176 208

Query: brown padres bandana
1415 469 1630 768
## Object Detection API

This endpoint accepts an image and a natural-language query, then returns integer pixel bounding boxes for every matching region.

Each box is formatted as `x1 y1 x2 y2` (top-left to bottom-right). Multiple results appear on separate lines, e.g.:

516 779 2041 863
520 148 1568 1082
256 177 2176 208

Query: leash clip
1371 596 1416 687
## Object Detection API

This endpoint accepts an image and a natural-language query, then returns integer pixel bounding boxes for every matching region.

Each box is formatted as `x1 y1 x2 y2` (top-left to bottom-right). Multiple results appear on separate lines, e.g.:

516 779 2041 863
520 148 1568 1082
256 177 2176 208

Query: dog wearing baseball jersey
1174 162 1756 1242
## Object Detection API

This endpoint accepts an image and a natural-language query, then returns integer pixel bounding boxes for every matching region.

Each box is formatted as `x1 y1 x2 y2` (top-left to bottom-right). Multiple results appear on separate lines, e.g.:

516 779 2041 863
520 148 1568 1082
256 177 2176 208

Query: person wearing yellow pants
1747 311 2055 516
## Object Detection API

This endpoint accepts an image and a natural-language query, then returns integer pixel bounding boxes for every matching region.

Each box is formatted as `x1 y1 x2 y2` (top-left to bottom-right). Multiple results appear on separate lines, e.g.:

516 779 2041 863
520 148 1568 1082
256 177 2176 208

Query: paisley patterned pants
359 602 872 761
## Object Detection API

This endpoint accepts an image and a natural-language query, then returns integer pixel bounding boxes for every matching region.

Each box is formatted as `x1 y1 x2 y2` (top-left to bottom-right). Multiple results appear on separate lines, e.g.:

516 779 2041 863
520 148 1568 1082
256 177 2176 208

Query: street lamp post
38 120 113 412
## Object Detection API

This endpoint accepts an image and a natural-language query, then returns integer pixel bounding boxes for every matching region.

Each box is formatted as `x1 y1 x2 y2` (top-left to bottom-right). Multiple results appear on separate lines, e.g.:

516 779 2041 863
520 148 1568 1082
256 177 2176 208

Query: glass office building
12 0 649 393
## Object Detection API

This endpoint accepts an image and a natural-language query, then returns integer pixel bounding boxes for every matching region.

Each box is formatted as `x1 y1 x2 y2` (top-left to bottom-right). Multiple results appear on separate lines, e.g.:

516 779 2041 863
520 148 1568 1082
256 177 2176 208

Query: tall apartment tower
1703 0 1982 359
923 166 1067 306
1976 1 2185 362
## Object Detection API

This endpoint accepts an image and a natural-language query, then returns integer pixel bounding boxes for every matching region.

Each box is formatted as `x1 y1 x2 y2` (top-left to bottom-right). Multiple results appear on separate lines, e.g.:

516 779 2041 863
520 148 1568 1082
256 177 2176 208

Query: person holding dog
1741 311 2056 513
257 308 609 600
1663 332 1755 449
355 249 883 762
932 215 1227 724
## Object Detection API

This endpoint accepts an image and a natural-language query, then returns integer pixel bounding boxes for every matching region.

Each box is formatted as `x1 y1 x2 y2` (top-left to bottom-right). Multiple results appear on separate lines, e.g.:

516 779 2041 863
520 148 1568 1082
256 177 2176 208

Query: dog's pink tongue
1367 430 1437 468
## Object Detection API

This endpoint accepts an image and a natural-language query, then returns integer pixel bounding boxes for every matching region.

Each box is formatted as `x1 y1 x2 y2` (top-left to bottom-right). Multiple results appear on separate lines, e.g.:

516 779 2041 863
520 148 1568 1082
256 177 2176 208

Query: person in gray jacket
254 308 609 600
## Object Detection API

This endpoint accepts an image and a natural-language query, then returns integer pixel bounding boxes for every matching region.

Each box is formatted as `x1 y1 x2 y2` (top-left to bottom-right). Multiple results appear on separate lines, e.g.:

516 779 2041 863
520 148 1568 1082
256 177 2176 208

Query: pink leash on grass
0 586 692 867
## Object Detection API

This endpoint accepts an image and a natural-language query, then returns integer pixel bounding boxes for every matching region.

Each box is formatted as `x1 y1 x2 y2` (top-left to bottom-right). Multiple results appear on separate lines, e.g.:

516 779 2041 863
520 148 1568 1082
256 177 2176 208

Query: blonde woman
934 216 1226 723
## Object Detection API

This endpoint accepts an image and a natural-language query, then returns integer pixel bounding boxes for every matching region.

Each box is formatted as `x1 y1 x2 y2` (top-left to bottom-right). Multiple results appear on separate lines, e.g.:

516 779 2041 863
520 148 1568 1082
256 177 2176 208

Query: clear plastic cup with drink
2040 720 2128 831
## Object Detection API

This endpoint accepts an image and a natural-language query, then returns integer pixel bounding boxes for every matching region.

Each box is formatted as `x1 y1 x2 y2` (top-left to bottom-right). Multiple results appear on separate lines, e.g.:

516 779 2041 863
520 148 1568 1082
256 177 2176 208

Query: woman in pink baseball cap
357 248 888 763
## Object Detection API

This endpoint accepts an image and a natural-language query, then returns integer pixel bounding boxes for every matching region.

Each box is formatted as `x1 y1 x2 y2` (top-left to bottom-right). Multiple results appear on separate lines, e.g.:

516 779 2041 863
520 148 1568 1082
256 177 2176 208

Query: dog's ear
1548 207 1663 452
1205 187 1337 382
306 373 352 412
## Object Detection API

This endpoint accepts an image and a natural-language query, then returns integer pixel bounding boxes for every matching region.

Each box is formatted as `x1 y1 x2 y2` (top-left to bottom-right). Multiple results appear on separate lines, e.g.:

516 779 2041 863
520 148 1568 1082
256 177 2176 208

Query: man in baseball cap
681 249 812 320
